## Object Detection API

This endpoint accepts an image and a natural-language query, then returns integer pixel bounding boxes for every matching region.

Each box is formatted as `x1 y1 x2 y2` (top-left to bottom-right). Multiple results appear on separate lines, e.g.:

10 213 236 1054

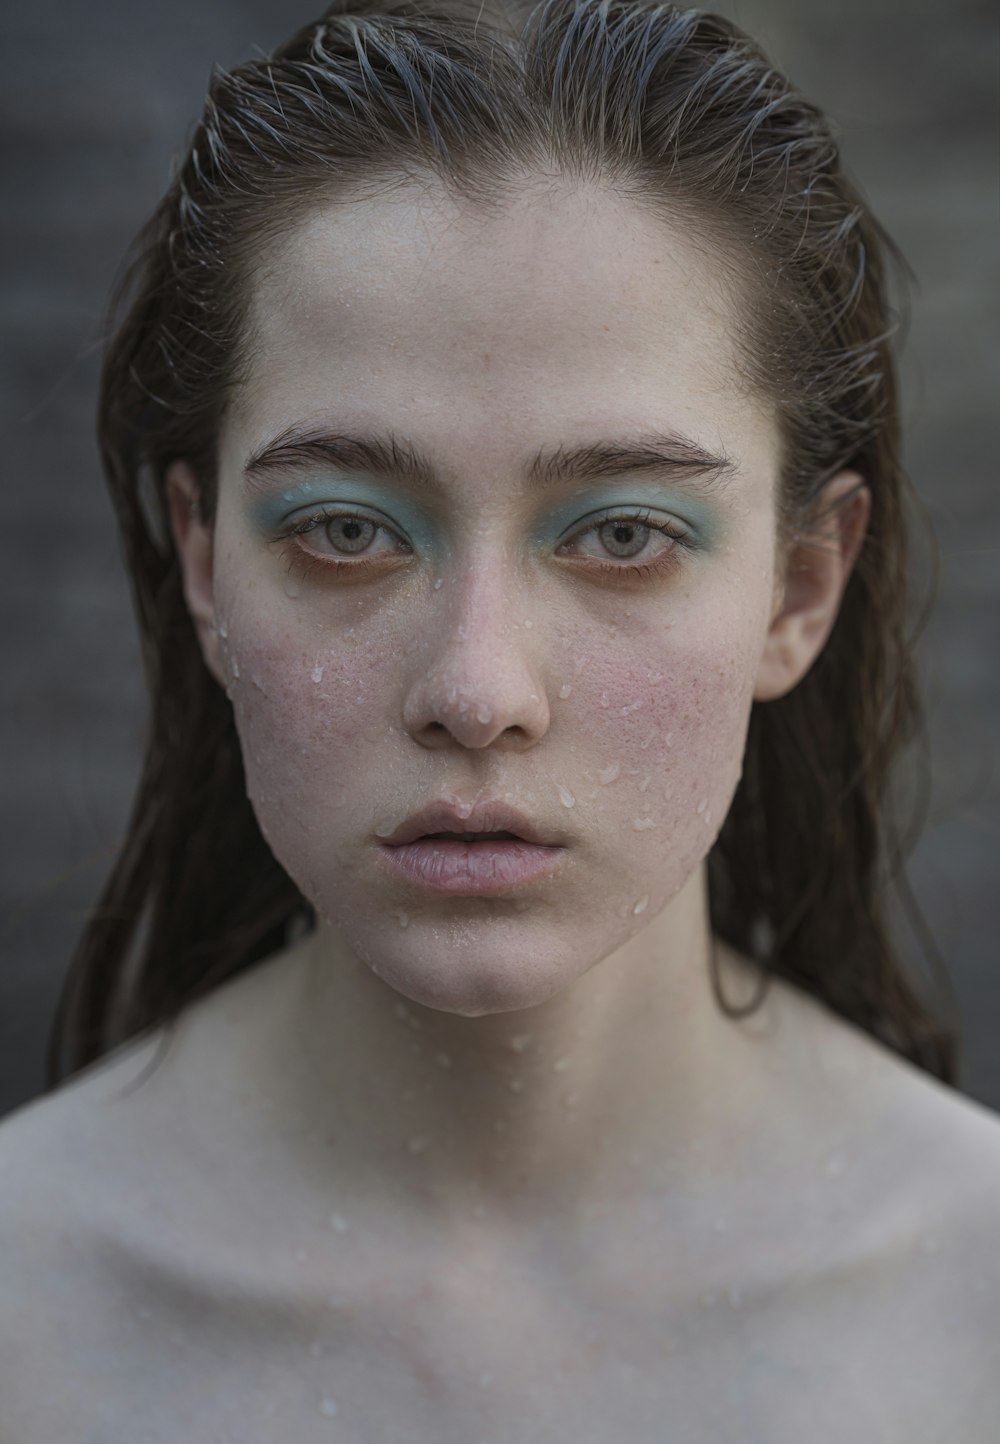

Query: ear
166 460 226 688
754 470 871 702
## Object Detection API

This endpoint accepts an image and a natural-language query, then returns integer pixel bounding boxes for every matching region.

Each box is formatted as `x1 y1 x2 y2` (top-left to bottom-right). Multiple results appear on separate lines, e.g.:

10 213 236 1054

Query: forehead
229 176 776 482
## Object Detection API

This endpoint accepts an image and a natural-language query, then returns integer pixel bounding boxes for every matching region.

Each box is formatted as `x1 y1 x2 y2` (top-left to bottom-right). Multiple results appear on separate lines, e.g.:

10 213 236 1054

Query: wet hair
47 0 960 1090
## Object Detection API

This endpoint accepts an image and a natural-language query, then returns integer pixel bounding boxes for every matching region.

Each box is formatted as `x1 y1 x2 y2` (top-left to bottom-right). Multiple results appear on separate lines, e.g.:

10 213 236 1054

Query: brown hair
47 0 960 1090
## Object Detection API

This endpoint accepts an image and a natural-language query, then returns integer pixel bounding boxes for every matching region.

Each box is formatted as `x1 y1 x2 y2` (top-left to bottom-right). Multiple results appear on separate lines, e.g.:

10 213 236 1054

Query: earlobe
166 461 225 687
754 471 871 703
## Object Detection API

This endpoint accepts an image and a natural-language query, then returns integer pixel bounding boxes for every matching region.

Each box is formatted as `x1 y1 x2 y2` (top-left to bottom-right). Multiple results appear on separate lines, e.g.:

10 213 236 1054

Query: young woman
2 1 998 1438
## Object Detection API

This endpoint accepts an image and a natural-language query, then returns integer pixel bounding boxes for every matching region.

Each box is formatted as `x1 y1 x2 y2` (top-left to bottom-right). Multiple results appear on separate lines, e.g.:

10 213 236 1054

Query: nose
401 568 551 752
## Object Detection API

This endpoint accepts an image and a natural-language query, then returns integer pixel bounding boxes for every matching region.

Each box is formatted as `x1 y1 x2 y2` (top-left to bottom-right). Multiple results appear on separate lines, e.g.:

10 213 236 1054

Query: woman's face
205 177 783 1015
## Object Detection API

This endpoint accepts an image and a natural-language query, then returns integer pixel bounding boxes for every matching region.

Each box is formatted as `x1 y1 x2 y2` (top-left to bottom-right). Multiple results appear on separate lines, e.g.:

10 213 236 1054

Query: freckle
632 895 650 914
558 684 572 699
599 762 620 784
556 783 576 808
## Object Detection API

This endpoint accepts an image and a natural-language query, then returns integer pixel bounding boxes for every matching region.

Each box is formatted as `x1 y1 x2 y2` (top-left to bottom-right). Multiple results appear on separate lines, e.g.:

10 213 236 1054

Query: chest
9 1230 990 1444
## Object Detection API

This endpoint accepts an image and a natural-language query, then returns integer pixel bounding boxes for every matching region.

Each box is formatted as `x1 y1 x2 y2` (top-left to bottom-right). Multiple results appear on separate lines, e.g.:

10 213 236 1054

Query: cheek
568 618 761 902
215 597 388 858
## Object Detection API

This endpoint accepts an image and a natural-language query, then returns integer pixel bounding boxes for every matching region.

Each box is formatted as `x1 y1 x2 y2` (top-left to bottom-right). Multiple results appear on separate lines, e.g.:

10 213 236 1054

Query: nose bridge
403 536 549 749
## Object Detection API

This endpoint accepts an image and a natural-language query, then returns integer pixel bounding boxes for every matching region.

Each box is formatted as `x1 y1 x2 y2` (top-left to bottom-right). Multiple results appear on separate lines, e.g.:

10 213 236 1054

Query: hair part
48 0 959 1090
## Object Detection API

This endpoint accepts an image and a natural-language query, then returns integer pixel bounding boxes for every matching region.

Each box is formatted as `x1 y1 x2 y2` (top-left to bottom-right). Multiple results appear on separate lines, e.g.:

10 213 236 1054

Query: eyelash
273 505 692 584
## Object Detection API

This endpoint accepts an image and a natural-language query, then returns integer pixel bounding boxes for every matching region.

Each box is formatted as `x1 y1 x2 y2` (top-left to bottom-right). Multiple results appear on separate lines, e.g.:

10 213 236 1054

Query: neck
241 865 776 1230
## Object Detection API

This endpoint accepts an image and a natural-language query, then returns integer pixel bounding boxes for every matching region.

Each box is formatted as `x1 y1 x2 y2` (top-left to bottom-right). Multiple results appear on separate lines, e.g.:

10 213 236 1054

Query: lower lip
376 838 567 895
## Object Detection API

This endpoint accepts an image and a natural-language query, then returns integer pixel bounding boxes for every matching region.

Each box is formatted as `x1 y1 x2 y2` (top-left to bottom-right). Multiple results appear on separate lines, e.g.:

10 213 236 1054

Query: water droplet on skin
295 1248 309 1263
508 1033 532 1053
553 1057 571 1072
704 810 712 826
479 1371 493 1387
329 1213 349 1233
231 655 240 678
573 656 586 674
394 1001 410 1020
556 783 576 808
712 1216 729 1235
457 623 467 638
509 1078 524 1093
284 578 301 599
476 704 492 724
620 700 643 716
558 684 572 699
599 762 620 784
562 1092 579 1109
435 1052 453 1069
433 577 443 589
600 692 610 707
407 1135 430 1154
396 911 410 929
696 798 707 814
919 1234 941 1255
664 732 673 747
471 1203 487 1219
523 619 533 629
632 895 650 914
823 1154 846 1177
309 1341 324 1357
493 1119 507 1133
701 1290 719 1307
399 1087 416 1103
727 1287 744 1308
312 663 325 683
632 818 656 831
217 620 228 639
407 1015 423 1031
319 1396 339 1418
639 776 652 792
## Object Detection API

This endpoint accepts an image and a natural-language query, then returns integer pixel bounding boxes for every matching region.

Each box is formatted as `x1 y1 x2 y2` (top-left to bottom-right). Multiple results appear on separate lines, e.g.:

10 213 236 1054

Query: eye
557 508 692 581
275 506 413 576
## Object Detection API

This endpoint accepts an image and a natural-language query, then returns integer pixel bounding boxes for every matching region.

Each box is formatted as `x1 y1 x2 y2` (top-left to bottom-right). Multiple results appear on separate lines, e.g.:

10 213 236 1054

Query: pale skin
2 176 1000 1442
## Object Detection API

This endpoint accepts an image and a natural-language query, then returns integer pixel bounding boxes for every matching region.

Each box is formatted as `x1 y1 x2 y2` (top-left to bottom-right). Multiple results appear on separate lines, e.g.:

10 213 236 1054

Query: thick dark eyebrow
242 425 735 494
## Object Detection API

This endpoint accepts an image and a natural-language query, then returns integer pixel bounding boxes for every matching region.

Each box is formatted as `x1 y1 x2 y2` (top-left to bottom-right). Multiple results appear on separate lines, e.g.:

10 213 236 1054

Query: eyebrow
242 425 736 494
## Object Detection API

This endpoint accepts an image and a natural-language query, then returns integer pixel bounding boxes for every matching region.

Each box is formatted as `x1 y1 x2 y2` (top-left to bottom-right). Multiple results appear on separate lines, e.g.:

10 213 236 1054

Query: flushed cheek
217 613 389 865
573 634 758 907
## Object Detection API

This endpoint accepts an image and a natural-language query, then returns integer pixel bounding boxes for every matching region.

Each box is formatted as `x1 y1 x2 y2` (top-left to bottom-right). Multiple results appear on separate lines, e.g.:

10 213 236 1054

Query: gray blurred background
1 0 997 1122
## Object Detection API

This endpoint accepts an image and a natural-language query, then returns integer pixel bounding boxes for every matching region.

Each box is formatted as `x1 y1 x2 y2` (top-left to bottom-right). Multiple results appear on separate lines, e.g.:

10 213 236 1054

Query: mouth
376 830 567 895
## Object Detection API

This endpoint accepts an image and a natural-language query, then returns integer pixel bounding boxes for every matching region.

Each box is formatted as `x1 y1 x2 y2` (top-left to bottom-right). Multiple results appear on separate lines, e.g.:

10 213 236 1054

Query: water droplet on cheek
696 798 707 814
312 663 325 683
231 655 240 678
598 762 620 784
556 783 576 808
433 577 444 589
558 684 573 699
284 578 302 599
631 817 656 831
632 895 650 914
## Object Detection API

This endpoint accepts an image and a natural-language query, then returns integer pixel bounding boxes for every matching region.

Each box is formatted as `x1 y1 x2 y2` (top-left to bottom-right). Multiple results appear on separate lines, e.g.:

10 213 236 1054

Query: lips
380 799 566 848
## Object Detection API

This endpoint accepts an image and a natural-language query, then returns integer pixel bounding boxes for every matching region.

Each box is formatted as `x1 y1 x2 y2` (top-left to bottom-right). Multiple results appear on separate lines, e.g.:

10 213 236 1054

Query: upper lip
381 800 567 848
